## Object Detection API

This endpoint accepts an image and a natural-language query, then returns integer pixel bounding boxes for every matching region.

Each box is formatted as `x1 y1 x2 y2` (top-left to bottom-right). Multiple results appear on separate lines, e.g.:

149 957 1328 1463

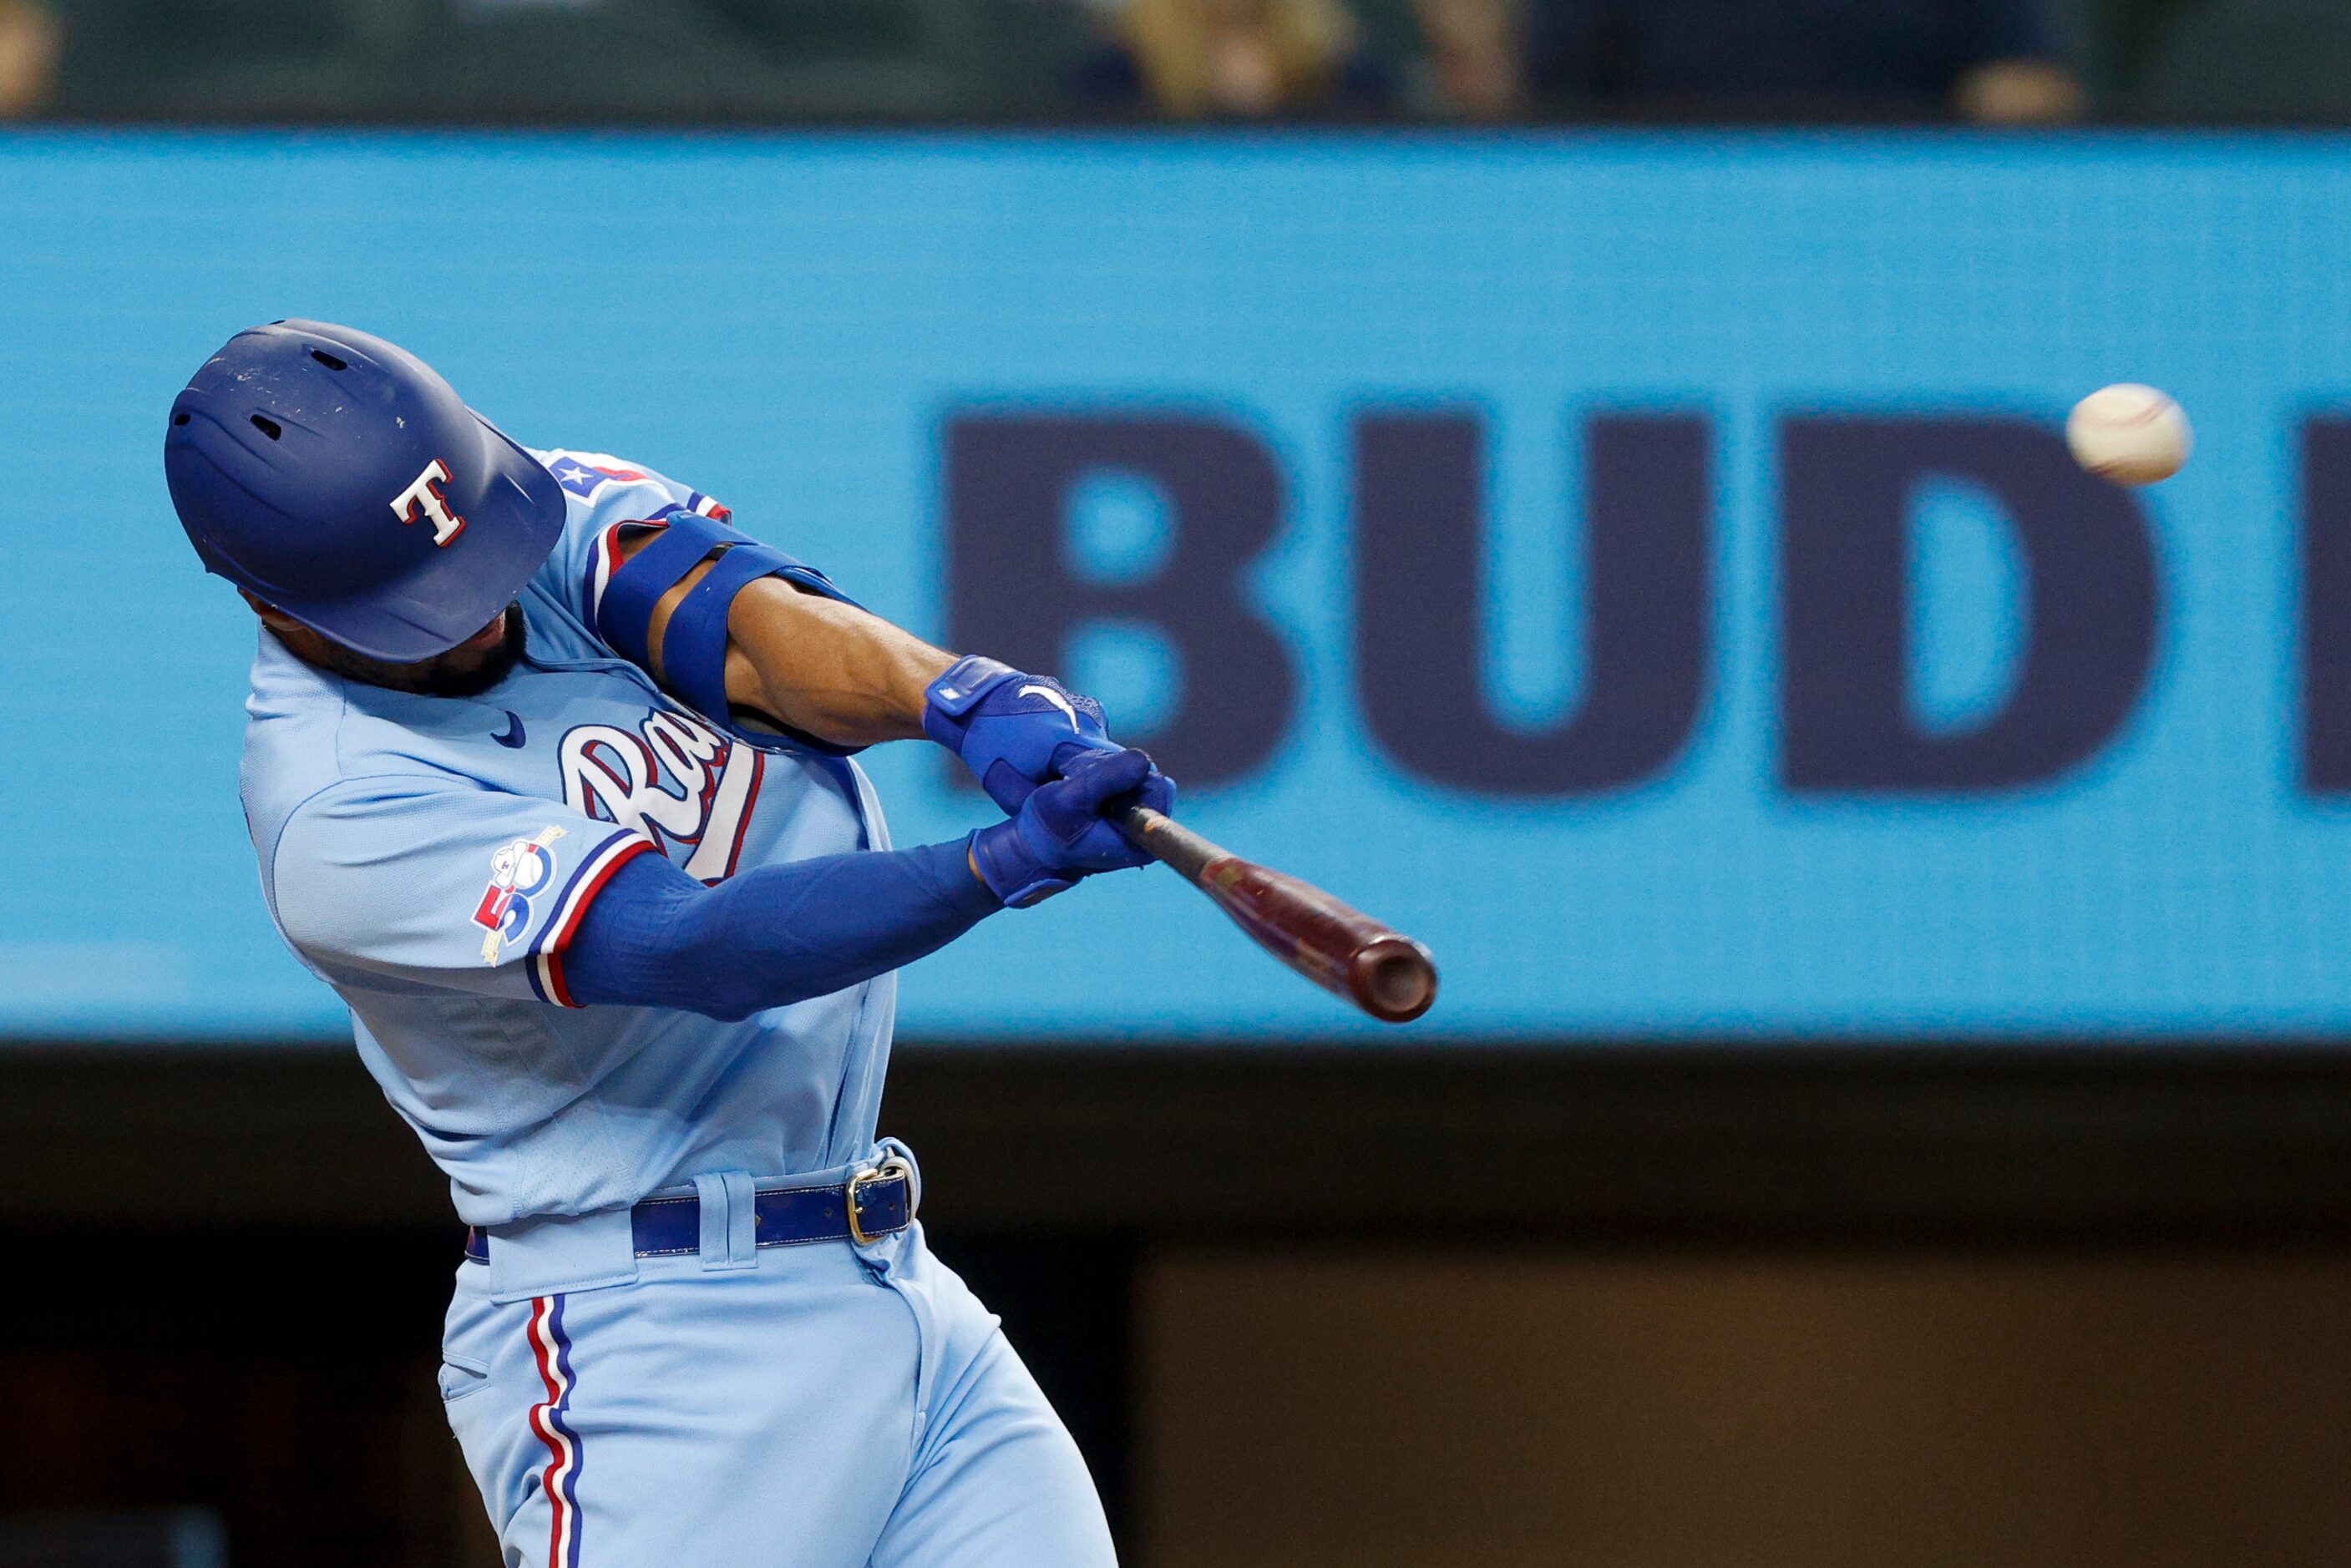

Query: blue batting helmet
165 320 566 663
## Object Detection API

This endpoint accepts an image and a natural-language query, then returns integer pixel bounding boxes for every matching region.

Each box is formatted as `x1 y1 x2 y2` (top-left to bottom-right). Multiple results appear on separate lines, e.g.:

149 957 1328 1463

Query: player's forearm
721 579 955 747
565 837 999 1021
623 528 952 747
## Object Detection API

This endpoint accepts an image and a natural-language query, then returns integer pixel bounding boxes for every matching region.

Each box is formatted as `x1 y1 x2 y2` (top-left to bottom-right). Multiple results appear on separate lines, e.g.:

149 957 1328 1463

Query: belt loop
878 1137 923 1216
694 1172 758 1272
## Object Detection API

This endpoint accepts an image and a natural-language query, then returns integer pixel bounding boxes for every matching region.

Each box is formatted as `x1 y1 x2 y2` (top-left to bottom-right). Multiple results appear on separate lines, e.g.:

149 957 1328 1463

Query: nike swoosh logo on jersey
493 711 527 748
1017 684 1081 729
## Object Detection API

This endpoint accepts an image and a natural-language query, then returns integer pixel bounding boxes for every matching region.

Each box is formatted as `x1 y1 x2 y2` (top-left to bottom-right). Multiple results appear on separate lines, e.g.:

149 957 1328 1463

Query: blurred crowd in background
0 0 2338 127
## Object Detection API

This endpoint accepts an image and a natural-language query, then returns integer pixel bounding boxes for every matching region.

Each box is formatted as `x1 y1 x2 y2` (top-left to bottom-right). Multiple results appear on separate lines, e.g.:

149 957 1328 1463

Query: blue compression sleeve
565 838 1000 1020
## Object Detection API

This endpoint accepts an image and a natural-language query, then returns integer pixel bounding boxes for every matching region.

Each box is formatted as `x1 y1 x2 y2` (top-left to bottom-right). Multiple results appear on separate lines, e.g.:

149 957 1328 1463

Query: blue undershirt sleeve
564 838 1001 1020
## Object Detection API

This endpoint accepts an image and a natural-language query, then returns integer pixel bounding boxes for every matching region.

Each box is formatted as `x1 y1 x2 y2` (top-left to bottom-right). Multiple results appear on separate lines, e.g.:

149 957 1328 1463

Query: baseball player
164 321 1173 1568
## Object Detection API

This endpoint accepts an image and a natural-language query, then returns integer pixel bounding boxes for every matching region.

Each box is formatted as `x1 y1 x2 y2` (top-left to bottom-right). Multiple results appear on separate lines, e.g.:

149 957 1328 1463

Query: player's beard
309 604 529 698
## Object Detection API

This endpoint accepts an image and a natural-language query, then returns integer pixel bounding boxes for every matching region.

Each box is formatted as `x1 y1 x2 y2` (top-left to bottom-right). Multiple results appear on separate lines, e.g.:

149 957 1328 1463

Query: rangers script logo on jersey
559 709 763 883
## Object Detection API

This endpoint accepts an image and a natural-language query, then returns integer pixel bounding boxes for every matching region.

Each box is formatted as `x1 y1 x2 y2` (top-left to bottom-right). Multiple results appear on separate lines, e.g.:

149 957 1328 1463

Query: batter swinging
165 321 1173 1568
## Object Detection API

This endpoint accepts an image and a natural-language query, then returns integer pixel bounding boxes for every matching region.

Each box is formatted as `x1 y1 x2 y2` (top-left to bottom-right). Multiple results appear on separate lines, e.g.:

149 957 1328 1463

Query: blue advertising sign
5 130 2351 1040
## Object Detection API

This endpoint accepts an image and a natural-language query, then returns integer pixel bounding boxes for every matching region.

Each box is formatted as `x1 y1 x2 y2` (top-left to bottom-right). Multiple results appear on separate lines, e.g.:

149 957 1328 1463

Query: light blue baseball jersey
242 449 898 1228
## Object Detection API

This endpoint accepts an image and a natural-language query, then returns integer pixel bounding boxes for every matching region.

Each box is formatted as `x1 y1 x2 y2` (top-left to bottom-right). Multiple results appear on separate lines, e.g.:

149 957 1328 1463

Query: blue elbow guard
595 508 865 752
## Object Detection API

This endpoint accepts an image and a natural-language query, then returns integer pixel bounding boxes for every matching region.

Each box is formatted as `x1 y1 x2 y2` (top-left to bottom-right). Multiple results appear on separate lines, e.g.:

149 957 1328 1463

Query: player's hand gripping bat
1116 806 1438 1024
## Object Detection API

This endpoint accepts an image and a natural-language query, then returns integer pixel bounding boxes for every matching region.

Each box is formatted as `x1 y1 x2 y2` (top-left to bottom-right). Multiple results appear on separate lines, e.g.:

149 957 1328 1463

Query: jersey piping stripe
716 746 763 883
587 523 624 624
526 1295 585 1568
528 832 656 1008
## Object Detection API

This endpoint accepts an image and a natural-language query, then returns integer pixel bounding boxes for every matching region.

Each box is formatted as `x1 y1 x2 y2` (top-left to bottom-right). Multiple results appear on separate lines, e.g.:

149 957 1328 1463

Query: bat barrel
1118 806 1439 1024
1355 934 1440 1024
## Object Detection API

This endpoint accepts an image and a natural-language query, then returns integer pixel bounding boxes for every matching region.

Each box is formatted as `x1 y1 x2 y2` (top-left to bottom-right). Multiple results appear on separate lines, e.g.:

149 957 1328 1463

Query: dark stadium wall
1138 1248 2351 1568
7 1044 2351 1566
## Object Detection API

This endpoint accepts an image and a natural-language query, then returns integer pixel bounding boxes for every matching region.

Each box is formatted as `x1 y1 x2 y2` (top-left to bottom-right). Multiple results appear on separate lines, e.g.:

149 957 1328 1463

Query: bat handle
1117 804 1219 883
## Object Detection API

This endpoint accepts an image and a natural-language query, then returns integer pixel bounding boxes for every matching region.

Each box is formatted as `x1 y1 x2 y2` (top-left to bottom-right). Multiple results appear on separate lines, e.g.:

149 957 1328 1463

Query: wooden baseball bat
1117 805 1438 1024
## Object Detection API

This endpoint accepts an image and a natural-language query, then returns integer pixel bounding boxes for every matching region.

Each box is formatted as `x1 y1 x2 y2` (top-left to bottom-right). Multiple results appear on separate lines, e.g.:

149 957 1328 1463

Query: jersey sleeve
522 447 869 753
527 448 733 635
539 448 732 528
268 774 655 1008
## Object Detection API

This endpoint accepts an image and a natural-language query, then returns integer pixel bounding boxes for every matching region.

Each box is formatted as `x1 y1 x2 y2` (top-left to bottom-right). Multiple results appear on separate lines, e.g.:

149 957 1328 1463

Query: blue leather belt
464 1158 915 1265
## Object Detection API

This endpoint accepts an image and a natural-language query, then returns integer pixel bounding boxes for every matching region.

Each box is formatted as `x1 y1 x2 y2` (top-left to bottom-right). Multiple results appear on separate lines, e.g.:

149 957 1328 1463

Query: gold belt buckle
846 1154 913 1246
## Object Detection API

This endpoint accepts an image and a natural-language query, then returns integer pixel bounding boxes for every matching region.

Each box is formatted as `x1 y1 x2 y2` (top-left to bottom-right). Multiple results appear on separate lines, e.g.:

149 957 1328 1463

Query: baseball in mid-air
2066 383 2191 485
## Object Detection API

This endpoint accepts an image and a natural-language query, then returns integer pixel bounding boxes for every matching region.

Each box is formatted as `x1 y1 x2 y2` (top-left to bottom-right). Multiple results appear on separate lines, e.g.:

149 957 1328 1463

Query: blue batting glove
924 655 1118 814
968 748 1177 908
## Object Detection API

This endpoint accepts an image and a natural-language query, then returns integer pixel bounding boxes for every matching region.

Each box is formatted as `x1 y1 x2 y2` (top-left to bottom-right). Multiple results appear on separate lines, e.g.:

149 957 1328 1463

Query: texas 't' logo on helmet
391 459 468 547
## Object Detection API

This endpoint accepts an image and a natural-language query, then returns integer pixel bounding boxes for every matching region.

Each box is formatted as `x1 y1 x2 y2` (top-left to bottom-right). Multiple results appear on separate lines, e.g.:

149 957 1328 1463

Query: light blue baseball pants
438 1216 1117 1568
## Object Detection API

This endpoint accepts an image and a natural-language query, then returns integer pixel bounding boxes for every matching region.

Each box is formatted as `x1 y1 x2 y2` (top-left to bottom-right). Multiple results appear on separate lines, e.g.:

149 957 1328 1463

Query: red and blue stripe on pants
527 1295 585 1568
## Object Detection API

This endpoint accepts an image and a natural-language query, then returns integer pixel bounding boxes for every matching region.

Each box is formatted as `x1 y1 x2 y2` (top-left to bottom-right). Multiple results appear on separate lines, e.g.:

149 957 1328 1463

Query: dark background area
8 1040 2351 1565
7 0 2351 126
